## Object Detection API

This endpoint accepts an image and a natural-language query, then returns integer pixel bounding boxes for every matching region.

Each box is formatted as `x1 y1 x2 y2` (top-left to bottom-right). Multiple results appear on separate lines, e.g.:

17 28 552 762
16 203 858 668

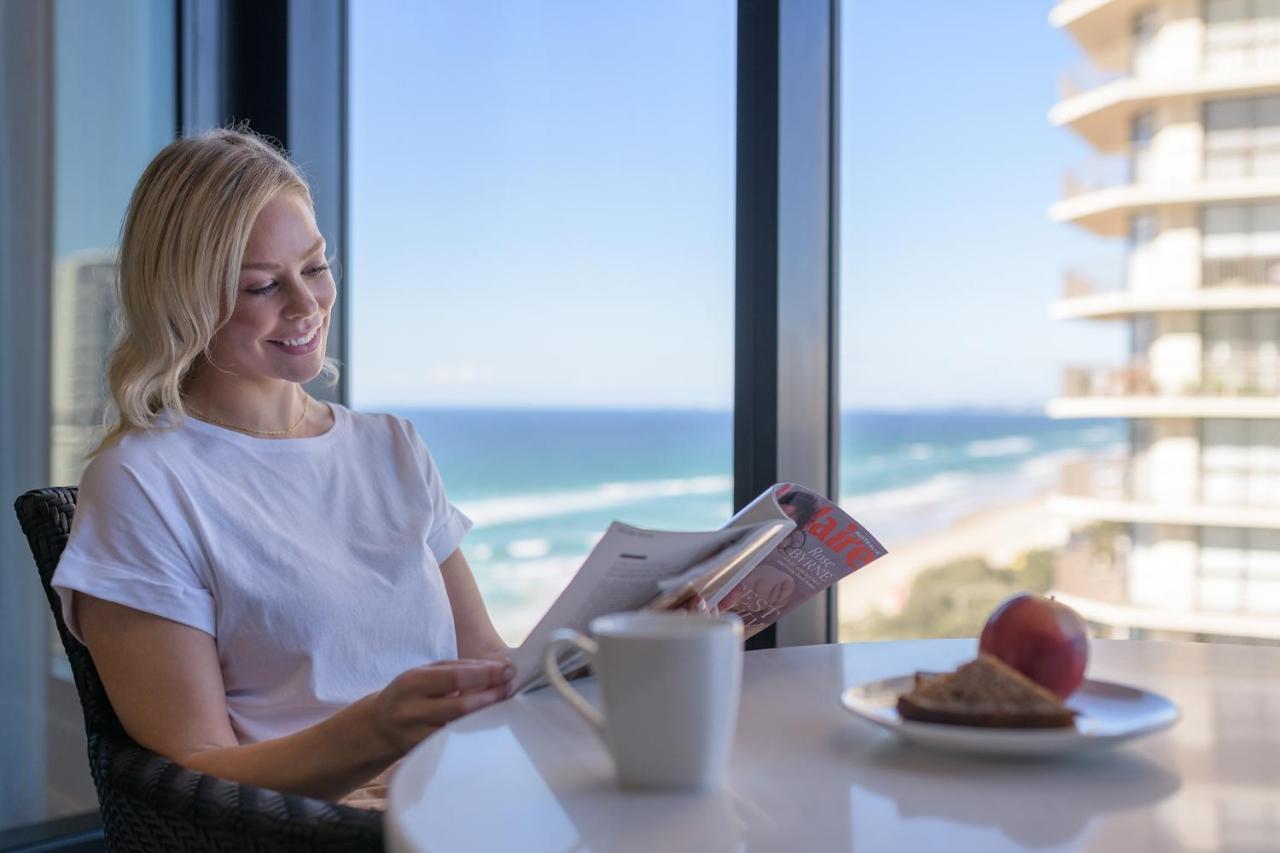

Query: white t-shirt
52 402 470 744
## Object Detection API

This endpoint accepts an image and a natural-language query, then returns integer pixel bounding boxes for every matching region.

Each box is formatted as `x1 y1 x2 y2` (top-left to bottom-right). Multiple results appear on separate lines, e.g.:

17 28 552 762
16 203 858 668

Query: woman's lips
268 325 323 355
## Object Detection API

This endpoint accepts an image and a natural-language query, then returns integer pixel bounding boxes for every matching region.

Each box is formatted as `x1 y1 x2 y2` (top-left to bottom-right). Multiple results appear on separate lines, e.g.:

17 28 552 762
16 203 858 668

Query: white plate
841 674 1180 757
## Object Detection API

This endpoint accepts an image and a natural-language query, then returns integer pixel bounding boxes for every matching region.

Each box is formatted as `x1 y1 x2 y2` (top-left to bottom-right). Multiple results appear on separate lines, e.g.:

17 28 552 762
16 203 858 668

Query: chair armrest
93 729 384 852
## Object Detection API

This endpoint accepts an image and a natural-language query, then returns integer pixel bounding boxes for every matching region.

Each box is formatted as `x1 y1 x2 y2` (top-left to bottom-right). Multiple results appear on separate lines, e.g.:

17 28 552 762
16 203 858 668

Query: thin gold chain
187 391 309 437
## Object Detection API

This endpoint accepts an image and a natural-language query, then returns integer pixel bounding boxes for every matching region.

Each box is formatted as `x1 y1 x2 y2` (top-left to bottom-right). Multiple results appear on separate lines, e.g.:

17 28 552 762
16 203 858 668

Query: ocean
392 408 1125 641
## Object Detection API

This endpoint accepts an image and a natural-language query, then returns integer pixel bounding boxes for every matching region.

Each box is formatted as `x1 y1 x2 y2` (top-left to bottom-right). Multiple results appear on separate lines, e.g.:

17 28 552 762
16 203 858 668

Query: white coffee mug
542 611 744 791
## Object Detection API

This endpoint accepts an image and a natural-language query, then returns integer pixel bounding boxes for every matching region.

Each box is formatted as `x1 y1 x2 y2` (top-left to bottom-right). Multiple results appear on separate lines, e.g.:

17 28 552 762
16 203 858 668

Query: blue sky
348 0 1124 411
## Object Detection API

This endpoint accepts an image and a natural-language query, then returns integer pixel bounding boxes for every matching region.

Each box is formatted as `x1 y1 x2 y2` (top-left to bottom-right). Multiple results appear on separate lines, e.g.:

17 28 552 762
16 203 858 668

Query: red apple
979 593 1089 698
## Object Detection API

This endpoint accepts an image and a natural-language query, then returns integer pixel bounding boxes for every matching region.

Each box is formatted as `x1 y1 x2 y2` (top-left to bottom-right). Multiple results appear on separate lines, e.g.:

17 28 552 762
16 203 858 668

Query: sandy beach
837 492 1072 628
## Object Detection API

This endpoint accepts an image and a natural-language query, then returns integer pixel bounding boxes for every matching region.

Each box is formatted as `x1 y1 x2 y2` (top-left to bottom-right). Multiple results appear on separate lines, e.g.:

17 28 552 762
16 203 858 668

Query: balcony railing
1058 39 1131 100
1061 155 1131 199
1061 260 1126 299
1053 535 1129 607
1062 362 1158 397
1059 458 1134 502
1058 26 1280 100
1202 141 1280 181
1201 354 1280 396
1202 255 1280 288
1203 31 1280 74
1061 145 1153 200
1063 359 1280 398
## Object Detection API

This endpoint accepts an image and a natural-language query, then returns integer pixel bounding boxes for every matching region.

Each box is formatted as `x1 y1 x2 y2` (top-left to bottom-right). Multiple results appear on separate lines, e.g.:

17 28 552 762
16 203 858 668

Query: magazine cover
722 483 887 629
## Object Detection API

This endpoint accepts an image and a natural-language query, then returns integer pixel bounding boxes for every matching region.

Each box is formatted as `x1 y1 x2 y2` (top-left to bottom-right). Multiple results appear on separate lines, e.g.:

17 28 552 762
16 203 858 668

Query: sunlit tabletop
386 639 1280 852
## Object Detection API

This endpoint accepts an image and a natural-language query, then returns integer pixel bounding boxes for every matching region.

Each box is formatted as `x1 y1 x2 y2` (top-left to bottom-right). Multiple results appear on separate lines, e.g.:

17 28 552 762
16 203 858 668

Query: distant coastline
382 405 1124 644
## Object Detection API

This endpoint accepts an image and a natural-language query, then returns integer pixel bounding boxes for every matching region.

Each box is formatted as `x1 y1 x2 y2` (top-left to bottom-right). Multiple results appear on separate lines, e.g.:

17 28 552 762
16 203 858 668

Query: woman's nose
283 277 320 318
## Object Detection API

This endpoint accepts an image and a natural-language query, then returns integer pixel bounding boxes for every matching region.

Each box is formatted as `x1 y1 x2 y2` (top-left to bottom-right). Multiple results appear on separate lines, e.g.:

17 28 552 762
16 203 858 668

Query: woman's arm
439 548 511 660
77 592 509 802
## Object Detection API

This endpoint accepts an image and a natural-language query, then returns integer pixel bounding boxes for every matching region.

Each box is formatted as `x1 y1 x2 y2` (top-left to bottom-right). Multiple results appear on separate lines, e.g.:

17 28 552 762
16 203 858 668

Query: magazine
510 482 888 693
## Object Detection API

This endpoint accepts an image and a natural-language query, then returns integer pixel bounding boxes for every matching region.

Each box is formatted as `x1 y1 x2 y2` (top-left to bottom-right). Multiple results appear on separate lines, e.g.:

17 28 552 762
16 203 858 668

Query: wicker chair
13 487 384 852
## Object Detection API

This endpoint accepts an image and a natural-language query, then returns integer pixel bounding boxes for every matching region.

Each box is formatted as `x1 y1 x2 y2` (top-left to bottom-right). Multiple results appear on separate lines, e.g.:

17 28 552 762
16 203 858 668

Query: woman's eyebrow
241 237 325 271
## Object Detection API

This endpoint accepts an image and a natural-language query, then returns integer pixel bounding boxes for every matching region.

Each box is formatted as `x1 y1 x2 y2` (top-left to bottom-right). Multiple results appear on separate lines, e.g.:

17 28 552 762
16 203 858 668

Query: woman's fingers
666 586 710 613
408 660 513 695
401 685 509 726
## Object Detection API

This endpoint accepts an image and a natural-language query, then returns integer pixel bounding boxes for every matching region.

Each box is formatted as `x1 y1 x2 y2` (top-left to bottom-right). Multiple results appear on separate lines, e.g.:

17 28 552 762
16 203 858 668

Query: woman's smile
267 323 324 355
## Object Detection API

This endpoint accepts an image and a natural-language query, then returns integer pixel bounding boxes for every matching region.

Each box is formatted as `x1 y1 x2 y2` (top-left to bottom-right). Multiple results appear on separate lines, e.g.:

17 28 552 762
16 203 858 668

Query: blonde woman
50 128 512 808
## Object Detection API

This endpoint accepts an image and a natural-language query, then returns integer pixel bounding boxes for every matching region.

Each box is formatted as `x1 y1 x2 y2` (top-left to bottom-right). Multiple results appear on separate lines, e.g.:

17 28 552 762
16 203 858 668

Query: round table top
386 639 1280 852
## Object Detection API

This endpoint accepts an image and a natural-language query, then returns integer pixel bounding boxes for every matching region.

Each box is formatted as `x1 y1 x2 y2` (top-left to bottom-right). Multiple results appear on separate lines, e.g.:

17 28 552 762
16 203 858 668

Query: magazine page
721 483 888 631
509 521 776 693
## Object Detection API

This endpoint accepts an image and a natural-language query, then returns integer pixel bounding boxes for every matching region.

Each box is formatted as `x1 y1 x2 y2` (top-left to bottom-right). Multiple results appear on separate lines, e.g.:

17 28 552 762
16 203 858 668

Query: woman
51 128 512 808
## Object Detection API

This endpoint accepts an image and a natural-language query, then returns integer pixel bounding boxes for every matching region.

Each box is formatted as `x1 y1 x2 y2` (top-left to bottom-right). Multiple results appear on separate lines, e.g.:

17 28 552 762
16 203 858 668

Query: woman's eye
245 281 279 295
304 264 330 277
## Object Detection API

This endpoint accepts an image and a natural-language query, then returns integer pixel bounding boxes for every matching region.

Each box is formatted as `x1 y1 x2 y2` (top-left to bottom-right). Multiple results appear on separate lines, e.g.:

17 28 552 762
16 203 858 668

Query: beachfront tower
51 249 116 487
1048 0 1280 641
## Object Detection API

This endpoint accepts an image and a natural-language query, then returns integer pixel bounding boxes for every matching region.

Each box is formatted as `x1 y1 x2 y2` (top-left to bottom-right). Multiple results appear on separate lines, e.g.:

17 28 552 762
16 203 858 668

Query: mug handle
543 628 604 733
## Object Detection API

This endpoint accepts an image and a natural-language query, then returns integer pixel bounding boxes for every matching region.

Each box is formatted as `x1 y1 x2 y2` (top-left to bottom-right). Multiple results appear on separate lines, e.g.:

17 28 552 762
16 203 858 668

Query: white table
386 639 1280 852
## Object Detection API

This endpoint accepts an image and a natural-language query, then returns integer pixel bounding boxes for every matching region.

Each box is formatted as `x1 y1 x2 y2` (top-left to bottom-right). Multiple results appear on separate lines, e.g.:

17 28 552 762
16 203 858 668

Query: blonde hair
91 126 339 456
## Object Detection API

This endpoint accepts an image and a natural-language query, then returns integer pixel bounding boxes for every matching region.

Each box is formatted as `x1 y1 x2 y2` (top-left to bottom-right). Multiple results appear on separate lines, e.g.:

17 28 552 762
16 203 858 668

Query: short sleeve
52 454 216 643
406 424 473 563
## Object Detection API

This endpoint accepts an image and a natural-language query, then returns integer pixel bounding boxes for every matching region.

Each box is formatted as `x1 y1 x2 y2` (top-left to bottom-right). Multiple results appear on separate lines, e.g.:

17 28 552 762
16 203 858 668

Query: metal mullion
288 0 348 405
735 0 840 648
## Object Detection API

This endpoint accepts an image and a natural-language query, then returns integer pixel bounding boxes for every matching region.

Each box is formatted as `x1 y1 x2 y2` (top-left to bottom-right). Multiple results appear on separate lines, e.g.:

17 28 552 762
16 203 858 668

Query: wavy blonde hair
91 127 339 456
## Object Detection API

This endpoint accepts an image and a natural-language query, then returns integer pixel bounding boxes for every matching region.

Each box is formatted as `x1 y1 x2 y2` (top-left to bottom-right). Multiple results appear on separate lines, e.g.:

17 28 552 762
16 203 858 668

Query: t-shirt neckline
177 401 347 450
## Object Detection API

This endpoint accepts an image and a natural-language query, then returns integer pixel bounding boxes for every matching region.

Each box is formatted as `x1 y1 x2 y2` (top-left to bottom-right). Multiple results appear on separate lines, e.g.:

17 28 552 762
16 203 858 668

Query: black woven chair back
14 487 122 741
14 487 383 852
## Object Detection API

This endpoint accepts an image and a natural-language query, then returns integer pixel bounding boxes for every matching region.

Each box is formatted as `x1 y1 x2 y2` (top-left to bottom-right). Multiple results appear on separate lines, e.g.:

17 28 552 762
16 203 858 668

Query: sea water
393 408 1125 640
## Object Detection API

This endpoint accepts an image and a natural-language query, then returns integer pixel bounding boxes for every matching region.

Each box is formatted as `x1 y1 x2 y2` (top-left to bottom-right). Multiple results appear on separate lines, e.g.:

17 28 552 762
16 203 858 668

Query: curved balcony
1050 359 1280 418
1058 40 1130 101
1053 67 1280 152
1050 2 1146 52
1053 458 1280 529
1053 257 1280 320
1051 523 1280 640
1051 173 1280 236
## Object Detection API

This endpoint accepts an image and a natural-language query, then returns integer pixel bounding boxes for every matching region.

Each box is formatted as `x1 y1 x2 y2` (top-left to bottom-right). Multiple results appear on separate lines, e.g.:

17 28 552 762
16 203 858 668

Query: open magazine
510 483 888 693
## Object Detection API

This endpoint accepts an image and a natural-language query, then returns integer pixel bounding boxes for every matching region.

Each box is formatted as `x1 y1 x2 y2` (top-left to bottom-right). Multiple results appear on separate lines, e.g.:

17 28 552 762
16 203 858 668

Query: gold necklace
187 392 310 437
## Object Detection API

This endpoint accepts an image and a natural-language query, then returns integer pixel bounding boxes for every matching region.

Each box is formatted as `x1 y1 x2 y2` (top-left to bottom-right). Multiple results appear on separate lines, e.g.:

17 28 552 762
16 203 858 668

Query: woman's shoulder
337 404 419 441
86 418 193 470
75 423 196 509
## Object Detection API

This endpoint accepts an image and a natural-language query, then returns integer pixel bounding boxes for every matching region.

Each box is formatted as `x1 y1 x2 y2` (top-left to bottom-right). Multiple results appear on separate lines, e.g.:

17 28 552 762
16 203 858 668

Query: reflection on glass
348 1 735 644
51 0 175 486
6 0 178 832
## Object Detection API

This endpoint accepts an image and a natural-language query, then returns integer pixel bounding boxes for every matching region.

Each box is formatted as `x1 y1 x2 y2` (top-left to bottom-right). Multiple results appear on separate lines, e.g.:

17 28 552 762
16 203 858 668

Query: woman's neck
183 373 309 435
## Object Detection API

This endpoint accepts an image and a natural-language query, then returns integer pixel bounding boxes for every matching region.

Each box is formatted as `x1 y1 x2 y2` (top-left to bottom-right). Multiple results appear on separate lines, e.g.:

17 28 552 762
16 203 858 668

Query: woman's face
207 191 336 387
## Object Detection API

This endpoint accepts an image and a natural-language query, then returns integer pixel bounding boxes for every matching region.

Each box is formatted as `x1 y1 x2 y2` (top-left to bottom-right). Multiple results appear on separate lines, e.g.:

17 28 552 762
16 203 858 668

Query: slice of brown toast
896 653 1077 729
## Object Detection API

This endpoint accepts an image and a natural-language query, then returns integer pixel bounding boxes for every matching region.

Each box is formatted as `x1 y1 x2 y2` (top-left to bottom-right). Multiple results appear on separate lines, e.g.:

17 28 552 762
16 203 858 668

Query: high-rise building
1048 0 1280 641
51 249 116 486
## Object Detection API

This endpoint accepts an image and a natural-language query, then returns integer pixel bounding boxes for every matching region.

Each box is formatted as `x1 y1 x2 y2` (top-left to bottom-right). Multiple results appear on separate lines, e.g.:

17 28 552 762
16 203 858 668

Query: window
348 1 736 645
0 0 177 833
1204 0 1280 73
1131 8 1159 76
1204 96 1280 179
1203 310 1280 393
1130 110 1156 183
1199 527 1280 614
1202 419 1280 506
1201 202 1280 286
835 2 1126 642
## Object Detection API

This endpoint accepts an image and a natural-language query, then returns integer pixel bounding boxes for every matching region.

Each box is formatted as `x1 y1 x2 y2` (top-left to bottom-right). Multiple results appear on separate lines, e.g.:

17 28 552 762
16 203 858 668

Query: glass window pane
835 3 1127 641
3 0 176 833
348 1 735 645
837 4 1280 645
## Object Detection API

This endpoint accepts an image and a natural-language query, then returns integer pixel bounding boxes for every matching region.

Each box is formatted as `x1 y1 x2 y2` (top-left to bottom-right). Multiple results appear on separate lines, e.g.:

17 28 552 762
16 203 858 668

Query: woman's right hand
368 659 513 757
